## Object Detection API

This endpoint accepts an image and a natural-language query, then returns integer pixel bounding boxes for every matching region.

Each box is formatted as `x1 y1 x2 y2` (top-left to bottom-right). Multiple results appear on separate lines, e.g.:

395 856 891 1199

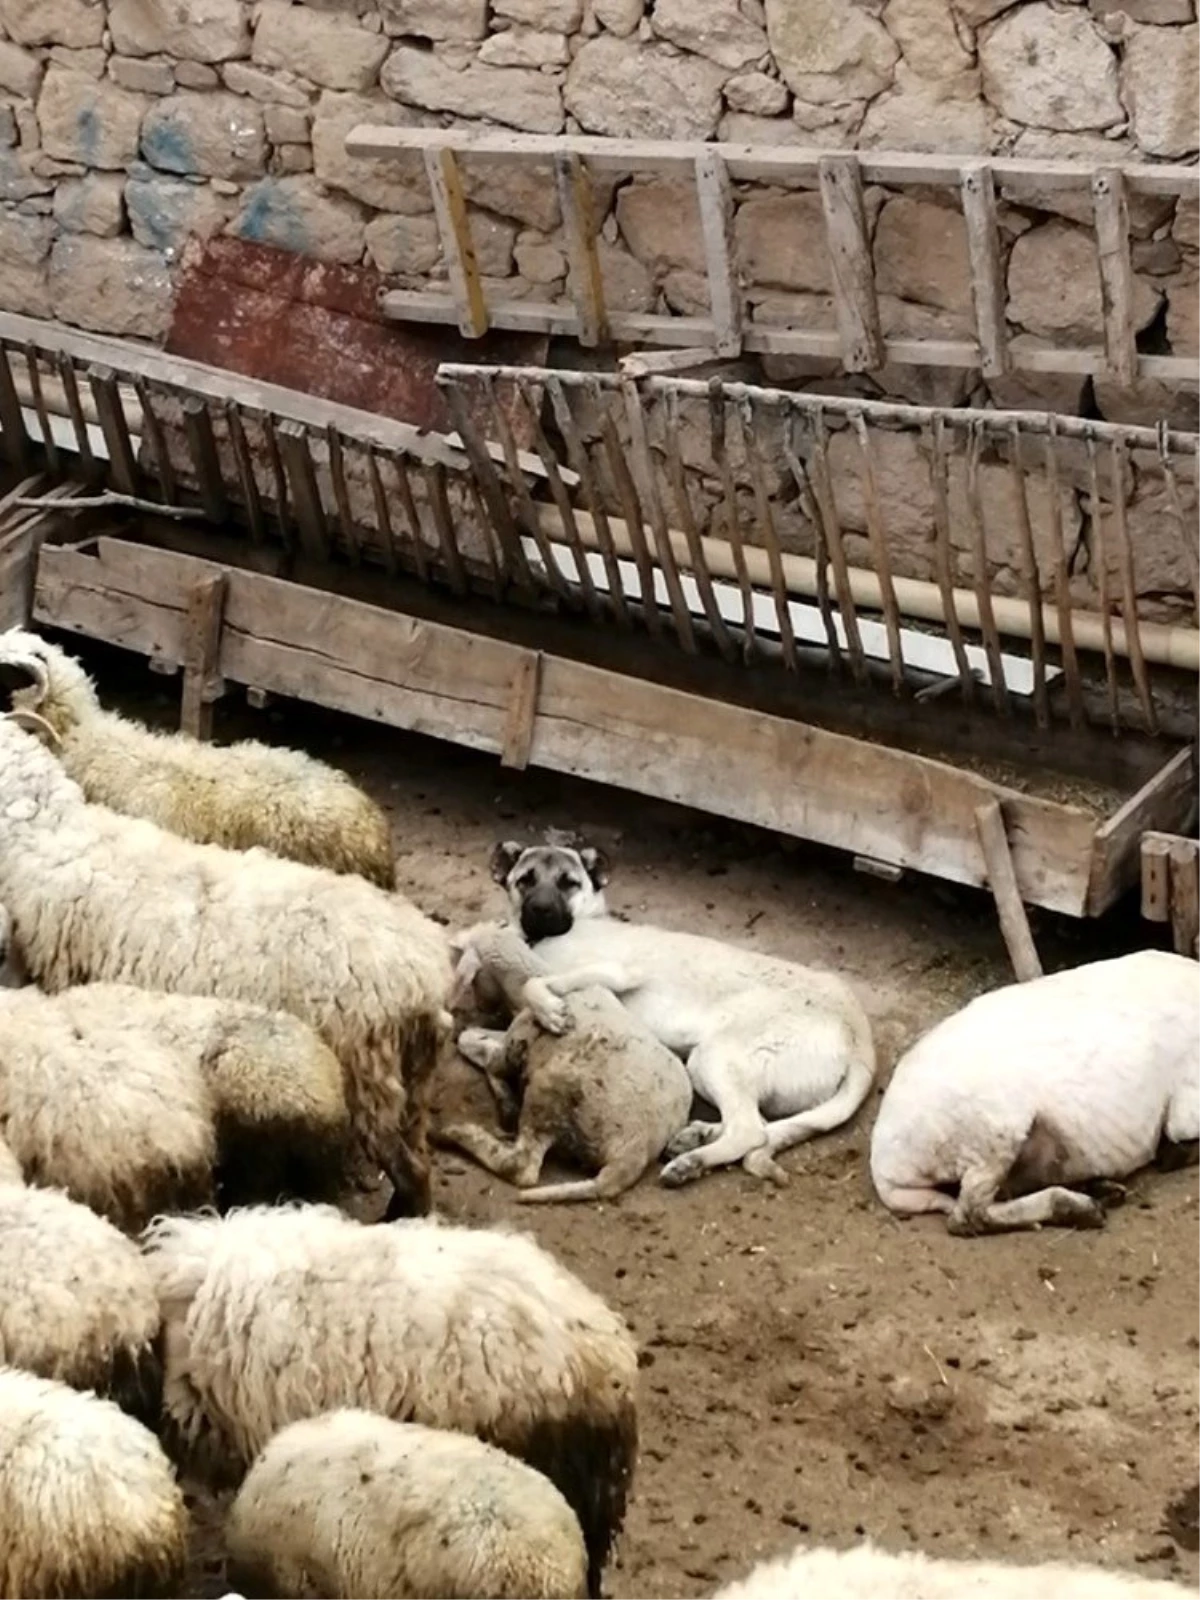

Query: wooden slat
32 536 1108 917
544 376 628 625
1087 745 1196 913
424 146 488 339
0 345 30 470
225 400 265 543
1042 425 1085 729
739 395 797 673
87 365 138 496
964 420 1010 716
1092 168 1138 389
693 147 741 358
275 420 329 561
710 378 756 657
1006 421 1049 729
389 449 429 584
782 427 839 669
487 371 571 605
1107 435 1156 732
182 396 228 523
366 446 398 576
422 460 469 596
852 411 904 694
975 799 1043 982
136 380 177 505
55 353 94 471
500 648 542 771
600 404 662 637
521 385 601 619
260 412 294 555
23 346 59 475
323 425 360 566
1159 438 1200 617
1141 832 1172 921
622 378 695 651
959 165 1008 378
927 417 975 705
466 473 502 598
817 155 883 372
808 406 865 681
440 381 532 589
1084 430 1121 734
555 151 607 349
1168 836 1200 958
179 571 228 741
663 387 736 660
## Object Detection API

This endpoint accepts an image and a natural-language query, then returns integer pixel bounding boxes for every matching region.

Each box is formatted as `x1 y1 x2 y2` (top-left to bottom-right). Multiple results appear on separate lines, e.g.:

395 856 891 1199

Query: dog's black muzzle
520 889 573 943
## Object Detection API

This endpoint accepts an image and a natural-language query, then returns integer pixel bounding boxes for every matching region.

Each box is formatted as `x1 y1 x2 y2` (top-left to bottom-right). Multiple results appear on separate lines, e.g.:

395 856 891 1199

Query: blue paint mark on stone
76 106 99 165
235 180 308 255
140 115 193 176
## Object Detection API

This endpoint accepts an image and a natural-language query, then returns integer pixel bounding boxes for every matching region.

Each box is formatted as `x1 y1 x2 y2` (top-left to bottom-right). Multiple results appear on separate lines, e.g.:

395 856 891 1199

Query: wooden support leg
180 572 228 741
1168 838 1199 959
974 799 1043 983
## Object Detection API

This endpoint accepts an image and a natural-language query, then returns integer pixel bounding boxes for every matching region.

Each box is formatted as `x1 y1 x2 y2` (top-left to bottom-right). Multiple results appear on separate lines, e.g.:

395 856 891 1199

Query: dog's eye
556 873 577 892
516 871 536 891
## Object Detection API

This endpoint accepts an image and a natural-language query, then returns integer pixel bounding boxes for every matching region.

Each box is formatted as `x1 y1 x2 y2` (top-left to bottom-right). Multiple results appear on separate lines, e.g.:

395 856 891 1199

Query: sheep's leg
517 1136 651 1204
948 1161 1106 1236
660 1040 767 1187
873 1182 956 1217
455 1026 523 1128
437 1120 553 1189
664 1119 721 1158
456 1026 507 1071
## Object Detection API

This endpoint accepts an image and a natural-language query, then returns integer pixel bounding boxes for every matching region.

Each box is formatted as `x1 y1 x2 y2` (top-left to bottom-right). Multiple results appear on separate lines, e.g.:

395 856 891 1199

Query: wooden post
500 648 542 771
1092 168 1138 389
180 572 228 741
975 799 1044 982
1141 832 1172 922
1168 837 1200 958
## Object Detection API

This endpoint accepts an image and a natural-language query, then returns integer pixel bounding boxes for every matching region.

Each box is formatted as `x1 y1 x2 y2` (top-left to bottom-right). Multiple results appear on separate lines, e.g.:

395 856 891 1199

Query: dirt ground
81 640 1200 1599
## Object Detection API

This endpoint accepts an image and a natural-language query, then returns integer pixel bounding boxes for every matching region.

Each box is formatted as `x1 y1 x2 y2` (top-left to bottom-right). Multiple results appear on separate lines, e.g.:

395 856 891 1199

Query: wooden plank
808 407 865 680
440 381 532 589
739 395 796 672
964 420 1010 716
975 799 1044 982
555 151 607 349
182 396 228 523
711 380 757 658
275 420 330 561
544 376 628 625
0 344 30 470
1087 744 1197 914
622 378 695 651
324 425 361 567
693 147 741 358
55 353 94 471
33 537 1104 917
1106 434 1155 732
136 379 178 506
422 460 469 597
1043 426 1085 729
388 448 428 584
260 412 294 556
225 400 266 544
179 571 228 741
662 386 736 660
87 365 138 497
1160 444 1200 617
783 430 839 669
1007 421 1049 729
1092 168 1138 389
600 403 662 637
1085 430 1121 735
500 648 542 771
487 371 571 605
852 411 904 694
1168 837 1200 958
959 165 1008 378
817 155 883 372
23 346 59 475
928 416 974 705
423 146 488 339
521 384 601 619
1141 832 1172 922
366 447 398 576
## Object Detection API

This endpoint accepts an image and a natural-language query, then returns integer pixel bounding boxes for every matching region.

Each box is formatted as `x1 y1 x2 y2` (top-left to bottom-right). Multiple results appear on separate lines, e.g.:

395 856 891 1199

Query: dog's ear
580 845 611 888
490 840 525 884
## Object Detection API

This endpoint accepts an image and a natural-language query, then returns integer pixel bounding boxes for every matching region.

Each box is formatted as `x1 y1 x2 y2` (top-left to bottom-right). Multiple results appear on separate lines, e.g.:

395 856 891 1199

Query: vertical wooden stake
975 799 1043 983
180 572 228 742
1168 839 1199 959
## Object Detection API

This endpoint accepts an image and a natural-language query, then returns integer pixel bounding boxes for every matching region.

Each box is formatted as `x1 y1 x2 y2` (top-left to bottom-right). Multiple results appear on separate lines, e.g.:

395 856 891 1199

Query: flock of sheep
0 622 1195 1600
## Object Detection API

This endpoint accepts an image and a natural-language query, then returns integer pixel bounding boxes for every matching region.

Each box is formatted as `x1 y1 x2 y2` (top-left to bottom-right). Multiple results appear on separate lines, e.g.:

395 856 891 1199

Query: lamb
141 1202 639 1597
0 1365 188 1599
0 978 351 1227
0 713 452 1215
870 950 1199 1236
711 1539 1190 1598
226 1410 589 1600
443 919 693 1202
0 1148 163 1426
0 625 396 886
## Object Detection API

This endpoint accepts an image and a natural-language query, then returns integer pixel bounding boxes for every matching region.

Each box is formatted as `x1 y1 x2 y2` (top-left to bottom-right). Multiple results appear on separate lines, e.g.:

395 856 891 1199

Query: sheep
870 950 1199 1236
226 1409 589 1600
711 1540 1191 1598
0 1365 188 1599
443 919 693 1202
0 713 452 1215
0 625 396 887
0 1147 163 1427
141 1202 639 1598
0 978 351 1227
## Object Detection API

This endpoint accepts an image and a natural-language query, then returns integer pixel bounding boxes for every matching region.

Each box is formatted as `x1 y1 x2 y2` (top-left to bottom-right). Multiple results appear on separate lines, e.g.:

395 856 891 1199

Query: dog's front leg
545 962 640 999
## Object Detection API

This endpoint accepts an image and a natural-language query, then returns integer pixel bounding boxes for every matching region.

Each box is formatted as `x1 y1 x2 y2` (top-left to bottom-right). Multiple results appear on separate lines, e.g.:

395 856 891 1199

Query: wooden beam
960 164 1008 378
423 146 488 339
180 571 228 741
817 155 883 372
555 150 607 349
975 799 1044 982
693 147 741 358
1092 167 1138 389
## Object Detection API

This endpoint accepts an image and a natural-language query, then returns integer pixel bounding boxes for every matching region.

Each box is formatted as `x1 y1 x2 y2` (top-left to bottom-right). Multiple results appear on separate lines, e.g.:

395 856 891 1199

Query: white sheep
0 1365 188 1599
444 920 693 1202
0 978 351 1227
711 1539 1190 1598
141 1202 639 1596
0 1148 163 1427
0 713 451 1215
0 626 397 886
226 1409 589 1599
870 951 1199 1235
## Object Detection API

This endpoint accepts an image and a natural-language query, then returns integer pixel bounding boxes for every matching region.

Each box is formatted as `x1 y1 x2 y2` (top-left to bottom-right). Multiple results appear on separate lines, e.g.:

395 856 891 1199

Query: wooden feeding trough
0 306 1196 979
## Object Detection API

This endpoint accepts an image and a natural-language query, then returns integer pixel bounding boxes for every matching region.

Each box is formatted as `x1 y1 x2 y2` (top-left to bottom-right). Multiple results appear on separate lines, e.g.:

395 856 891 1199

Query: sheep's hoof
743 1148 789 1186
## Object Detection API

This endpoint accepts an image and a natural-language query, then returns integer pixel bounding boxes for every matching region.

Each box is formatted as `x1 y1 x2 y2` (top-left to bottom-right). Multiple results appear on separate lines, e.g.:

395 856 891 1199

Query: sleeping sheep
443 919 692 1202
141 1202 639 1597
0 626 396 887
0 1147 163 1426
0 1364 187 1600
0 712 451 1215
870 950 1199 1235
711 1539 1190 1598
226 1410 589 1600
0 977 351 1228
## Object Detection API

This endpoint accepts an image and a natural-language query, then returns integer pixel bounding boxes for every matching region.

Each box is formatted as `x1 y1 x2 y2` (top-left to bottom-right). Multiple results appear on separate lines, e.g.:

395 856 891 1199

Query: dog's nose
520 894 572 942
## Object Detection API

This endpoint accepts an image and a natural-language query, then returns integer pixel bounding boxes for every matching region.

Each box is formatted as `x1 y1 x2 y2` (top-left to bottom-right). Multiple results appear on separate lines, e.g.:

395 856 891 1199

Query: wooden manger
0 311 1196 977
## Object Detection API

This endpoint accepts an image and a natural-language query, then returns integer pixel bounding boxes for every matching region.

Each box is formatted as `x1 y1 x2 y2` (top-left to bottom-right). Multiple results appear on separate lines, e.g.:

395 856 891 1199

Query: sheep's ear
580 846 611 889
0 660 43 710
490 840 525 884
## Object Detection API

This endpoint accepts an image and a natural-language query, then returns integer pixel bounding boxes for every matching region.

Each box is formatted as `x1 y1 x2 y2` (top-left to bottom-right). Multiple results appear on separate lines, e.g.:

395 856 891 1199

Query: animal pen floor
68 637 1199 1600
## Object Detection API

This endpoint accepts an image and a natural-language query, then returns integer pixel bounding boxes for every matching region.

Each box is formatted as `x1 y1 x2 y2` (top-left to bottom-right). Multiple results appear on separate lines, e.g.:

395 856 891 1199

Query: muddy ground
76 640 1200 1598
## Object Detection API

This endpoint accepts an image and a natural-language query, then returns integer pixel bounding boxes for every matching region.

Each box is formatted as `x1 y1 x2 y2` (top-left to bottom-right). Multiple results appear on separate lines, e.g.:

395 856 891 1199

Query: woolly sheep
870 951 1199 1235
0 626 396 887
0 715 451 1214
0 1150 163 1426
0 978 351 1226
444 919 692 1202
226 1409 589 1599
711 1539 1190 1598
141 1202 638 1597
0 1365 187 1599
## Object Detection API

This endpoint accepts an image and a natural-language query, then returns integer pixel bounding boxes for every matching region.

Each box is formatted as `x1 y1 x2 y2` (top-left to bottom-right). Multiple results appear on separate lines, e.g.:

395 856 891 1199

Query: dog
488 837 877 1186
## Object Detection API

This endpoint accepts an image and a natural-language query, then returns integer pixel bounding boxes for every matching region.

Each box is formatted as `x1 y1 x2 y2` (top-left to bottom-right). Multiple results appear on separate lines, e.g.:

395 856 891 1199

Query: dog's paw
525 979 570 1035
664 1121 720 1160
660 1151 707 1188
